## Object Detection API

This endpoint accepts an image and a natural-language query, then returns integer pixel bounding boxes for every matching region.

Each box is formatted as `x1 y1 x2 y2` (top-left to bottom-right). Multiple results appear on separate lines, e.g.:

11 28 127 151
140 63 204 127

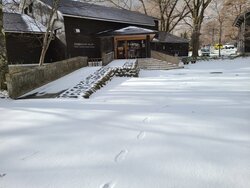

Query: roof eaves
62 13 155 27
233 9 250 27
233 15 244 27
4 30 45 34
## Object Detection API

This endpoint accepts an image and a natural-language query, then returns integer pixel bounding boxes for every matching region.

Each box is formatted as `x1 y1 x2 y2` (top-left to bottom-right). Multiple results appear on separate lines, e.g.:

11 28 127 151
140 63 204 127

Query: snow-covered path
0 58 250 188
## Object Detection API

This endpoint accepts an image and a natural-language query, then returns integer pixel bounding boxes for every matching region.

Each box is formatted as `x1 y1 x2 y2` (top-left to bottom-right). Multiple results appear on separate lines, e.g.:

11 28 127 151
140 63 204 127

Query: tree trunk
138 0 147 15
191 22 200 59
39 0 59 66
185 0 212 59
219 23 222 57
192 26 200 58
0 0 9 90
39 29 50 66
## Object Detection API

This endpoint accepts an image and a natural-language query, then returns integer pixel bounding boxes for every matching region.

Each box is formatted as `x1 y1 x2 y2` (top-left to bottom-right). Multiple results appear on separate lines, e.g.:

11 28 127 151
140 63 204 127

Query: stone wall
102 52 114 66
6 57 88 99
151 50 179 65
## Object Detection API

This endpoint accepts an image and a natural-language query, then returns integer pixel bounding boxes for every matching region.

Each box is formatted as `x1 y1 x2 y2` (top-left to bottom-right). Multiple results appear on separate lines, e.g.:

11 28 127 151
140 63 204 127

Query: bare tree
3 0 20 12
0 0 9 90
107 0 133 10
108 0 191 33
224 0 250 16
153 0 191 32
107 0 148 15
39 0 60 66
223 0 250 41
212 0 225 57
184 0 212 58
20 0 27 13
138 0 147 15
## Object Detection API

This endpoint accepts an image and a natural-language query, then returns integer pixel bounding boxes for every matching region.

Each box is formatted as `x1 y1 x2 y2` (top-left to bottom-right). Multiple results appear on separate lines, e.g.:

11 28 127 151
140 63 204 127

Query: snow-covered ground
0 58 250 188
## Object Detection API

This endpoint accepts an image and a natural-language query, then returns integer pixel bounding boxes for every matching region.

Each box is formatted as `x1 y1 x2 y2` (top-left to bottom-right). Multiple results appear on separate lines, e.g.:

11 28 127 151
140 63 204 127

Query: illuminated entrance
99 26 156 59
115 35 151 59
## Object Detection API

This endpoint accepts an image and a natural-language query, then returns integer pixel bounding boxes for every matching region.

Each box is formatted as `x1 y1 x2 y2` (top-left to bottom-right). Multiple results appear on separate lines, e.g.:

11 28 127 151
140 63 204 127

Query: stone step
138 58 181 70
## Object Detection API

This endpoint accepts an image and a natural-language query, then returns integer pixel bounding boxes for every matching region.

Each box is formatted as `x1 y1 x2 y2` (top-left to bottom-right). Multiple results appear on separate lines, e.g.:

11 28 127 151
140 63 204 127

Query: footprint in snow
143 117 149 124
162 105 170 109
100 182 116 188
114 150 128 163
21 151 39 161
137 131 146 140
0 173 6 178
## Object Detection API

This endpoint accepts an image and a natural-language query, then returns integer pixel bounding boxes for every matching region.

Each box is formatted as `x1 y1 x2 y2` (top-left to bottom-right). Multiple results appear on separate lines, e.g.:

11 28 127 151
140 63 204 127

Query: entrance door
127 40 146 58
117 41 126 59
116 39 146 59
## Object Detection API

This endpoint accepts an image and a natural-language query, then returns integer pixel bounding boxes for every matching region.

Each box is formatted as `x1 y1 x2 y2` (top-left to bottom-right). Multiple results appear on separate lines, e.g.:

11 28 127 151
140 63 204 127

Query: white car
224 44 235 49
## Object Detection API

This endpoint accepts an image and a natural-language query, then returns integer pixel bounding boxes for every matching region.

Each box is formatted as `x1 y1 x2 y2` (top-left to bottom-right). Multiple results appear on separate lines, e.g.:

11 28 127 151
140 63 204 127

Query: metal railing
88 58 103 67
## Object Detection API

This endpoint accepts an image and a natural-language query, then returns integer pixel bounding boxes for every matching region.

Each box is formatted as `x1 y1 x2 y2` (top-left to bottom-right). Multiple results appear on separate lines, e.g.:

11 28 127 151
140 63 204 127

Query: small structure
234 10 250 54
151 32 189 57
3 12 50 64
98 26 157 59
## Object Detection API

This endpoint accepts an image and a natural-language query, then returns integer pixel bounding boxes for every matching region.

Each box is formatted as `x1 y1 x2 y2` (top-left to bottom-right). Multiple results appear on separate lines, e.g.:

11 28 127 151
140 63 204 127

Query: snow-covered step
138 58 181 70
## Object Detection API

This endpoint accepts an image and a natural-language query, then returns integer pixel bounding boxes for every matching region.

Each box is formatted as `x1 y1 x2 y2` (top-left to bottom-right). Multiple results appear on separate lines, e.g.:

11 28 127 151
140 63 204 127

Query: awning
97 26 157 37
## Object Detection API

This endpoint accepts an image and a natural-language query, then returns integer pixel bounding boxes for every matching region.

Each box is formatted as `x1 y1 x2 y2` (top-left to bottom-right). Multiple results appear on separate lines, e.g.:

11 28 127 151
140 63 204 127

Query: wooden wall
63 17 157 59
151 42 189 57
6 33 46 64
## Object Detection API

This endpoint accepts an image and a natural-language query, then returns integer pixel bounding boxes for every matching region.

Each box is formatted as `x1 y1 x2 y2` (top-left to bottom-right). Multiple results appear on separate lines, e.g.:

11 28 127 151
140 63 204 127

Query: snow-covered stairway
138 58 182 70
59 59 139 99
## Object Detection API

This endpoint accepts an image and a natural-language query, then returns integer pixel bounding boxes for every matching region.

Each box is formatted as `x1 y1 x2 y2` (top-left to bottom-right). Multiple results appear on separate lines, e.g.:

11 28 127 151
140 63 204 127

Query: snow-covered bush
0 90 9 99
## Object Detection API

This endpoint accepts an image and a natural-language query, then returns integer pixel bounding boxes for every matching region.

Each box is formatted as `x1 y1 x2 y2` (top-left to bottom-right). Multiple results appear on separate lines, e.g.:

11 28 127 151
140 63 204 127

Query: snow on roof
115 26 155 33
233 10 250 27
3 12 46 33
40 0 156 26
153 32 190 44
98 26 157 37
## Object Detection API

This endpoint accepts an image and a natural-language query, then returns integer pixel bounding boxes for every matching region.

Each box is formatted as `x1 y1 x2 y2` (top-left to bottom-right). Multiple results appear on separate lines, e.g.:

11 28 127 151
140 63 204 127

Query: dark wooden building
21 0 158 62
234 10 250 54
3 12 52 64
151 32 189 57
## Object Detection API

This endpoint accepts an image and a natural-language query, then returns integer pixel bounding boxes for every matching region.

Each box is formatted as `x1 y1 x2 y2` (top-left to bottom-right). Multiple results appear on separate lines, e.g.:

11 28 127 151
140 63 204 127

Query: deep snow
0 58 250 188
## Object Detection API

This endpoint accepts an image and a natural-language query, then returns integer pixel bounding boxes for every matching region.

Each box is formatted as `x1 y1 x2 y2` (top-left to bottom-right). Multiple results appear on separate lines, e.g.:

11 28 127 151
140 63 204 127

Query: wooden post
146 35 151 58
114 37 117 59
125 40 128 59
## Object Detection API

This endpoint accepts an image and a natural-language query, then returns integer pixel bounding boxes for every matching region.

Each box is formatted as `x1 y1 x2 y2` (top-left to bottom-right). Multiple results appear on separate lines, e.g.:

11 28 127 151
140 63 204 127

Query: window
74 28 81 33
24 7 28 14
29 3 33 13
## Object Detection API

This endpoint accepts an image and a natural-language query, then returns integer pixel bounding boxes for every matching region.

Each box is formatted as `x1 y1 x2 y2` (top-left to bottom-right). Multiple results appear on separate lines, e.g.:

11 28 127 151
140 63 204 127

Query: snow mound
0 90 9 99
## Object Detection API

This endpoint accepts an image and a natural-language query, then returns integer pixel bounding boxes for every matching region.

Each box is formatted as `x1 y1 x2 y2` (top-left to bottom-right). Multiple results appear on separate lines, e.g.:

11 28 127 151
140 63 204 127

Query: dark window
29 3 33 13
24 7 28 14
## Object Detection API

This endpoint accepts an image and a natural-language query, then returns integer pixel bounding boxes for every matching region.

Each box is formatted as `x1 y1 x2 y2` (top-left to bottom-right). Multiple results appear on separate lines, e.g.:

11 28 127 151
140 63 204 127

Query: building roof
3 12 46 33
98 26 157 37
152 32 189 44
40 0 156 27
233 10 250 28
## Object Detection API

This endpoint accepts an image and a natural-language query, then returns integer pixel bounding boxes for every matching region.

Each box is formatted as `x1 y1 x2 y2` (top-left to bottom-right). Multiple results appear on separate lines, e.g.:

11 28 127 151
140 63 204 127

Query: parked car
201 47 210 56
224 44 235 49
